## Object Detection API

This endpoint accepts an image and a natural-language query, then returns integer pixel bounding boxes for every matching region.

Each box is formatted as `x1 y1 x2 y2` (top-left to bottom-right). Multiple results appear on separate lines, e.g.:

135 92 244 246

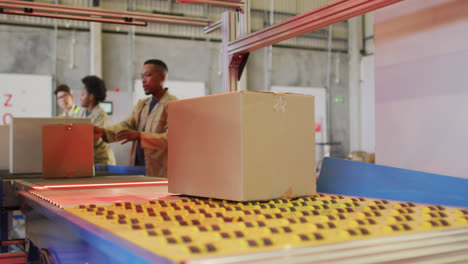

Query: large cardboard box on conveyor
168 91 316 201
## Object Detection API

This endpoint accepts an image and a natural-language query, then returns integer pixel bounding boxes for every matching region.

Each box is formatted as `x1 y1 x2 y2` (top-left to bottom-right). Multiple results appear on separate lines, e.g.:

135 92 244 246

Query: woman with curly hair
72 75 116 165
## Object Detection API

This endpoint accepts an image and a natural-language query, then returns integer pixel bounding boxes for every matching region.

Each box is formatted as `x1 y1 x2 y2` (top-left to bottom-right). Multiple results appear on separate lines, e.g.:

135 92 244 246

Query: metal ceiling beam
0 0 211 26
221 12 239 92
203 19 222 34
177 0 245 12
0 8 147 26
227 0 403 56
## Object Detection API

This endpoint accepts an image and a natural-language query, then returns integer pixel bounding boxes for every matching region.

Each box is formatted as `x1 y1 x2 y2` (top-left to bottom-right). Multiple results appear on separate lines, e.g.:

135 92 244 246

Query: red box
42 124 94 178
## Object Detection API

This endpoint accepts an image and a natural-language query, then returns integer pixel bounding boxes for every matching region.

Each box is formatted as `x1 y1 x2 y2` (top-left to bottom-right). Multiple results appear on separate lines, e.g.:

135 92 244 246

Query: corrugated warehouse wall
0 0 353 160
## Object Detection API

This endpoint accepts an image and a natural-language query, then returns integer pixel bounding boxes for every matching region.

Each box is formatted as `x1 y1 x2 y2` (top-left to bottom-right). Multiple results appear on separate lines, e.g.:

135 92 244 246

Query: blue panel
94 164 108 172
107 165 145 175
317 157 468 208
95 165 146 175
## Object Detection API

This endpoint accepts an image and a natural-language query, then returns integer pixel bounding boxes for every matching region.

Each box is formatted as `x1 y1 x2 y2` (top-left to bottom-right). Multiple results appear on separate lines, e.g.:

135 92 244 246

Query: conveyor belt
187 227 468 264
29 184 172 208
14 175 165 188
17 158 468 263
59 194 468 263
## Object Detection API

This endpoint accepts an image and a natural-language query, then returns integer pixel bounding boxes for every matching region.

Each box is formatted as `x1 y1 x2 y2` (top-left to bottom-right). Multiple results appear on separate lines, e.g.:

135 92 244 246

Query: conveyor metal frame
16 158 468 263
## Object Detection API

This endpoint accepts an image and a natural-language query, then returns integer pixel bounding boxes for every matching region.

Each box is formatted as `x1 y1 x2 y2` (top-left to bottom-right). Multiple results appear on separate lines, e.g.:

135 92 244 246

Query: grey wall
102 33 223 94
56 30 90 92
0 24 350 160
0 26 52 75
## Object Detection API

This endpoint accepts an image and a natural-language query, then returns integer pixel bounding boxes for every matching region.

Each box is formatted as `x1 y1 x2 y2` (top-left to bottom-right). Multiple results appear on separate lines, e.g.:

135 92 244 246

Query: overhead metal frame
227 0 404 92
228 0 404 56
184 0 404 92
181 0 250 92
221 11 248 92
203 19 222 34
0 0 211 26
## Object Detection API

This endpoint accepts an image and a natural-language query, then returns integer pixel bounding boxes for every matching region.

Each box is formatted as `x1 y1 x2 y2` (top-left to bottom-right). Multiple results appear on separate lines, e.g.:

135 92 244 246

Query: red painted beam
0 0 210 26
0 240 25 246
228 0 403 55
177 0 243 9
0 9 147 26
32 181 168 191
0 252 27 264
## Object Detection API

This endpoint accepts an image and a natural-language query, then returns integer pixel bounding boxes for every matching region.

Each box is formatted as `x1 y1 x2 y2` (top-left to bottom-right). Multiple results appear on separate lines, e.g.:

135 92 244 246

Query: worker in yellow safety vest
54 84 81 116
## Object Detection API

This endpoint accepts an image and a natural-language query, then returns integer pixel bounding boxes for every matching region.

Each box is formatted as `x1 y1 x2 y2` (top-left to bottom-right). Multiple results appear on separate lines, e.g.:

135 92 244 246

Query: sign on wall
0 73 52 125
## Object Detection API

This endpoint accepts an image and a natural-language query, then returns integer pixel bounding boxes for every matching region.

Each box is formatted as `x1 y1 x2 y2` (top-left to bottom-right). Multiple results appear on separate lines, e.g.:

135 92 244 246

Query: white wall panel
0 74 53 123
360 55 375 153
375 0 468 178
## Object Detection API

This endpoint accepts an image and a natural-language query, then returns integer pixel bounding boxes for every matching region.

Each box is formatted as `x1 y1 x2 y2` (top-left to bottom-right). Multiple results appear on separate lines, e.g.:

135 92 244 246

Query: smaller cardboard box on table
42 124 94 178
168 91 316 201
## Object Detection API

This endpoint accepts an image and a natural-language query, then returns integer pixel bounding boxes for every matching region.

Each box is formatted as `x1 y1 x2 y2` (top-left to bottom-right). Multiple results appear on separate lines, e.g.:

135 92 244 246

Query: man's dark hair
144 59 168 74
54 84 71 95
81 75 107 104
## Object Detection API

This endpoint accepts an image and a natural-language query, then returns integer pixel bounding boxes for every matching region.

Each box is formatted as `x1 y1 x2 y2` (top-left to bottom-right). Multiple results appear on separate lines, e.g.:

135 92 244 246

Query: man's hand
116 129 141 144
93 126 104 141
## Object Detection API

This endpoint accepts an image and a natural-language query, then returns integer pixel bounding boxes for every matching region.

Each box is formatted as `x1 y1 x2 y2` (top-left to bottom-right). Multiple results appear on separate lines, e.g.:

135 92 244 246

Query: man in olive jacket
94 59 177 177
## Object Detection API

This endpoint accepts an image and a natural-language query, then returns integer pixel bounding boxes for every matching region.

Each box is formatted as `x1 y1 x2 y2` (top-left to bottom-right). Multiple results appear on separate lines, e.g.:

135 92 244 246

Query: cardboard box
42 124 94 178
10 117 91 174
0 125 9 170
348 151 375 164
168 91 316 201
